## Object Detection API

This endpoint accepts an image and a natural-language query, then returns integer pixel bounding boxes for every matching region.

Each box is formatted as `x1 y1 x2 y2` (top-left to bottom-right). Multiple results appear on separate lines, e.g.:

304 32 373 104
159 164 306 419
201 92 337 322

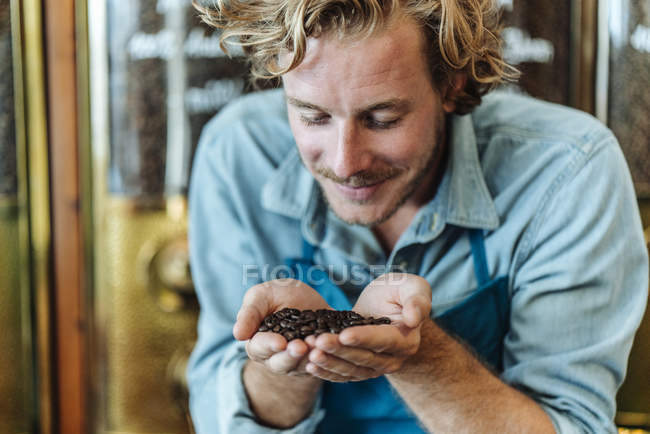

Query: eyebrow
286 96 328 112
286 96 411 116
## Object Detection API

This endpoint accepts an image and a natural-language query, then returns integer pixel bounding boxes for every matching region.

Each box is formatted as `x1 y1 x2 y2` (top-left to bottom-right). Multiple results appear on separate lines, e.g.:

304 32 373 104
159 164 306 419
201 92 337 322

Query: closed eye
300 113 330 126
363 116 401 130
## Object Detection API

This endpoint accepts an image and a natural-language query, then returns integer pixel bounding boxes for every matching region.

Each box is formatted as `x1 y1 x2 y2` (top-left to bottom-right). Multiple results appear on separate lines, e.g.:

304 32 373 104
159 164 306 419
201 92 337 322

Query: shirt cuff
539 403 615 434
232 354 326 433
194 341 326 434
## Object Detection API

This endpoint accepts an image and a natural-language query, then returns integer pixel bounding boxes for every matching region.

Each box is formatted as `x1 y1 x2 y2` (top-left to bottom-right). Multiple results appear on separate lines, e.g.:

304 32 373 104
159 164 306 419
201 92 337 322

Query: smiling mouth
338 179 386 189
332 178 390 201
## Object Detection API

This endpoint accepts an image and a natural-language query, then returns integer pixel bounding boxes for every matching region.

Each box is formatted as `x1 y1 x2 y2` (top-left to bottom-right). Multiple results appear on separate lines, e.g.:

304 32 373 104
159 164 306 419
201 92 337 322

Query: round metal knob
140 234 196 313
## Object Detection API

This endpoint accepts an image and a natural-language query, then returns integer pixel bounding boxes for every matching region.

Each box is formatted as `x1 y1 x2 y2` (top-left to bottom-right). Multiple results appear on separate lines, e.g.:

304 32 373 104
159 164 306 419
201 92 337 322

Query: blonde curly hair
194 0 518 114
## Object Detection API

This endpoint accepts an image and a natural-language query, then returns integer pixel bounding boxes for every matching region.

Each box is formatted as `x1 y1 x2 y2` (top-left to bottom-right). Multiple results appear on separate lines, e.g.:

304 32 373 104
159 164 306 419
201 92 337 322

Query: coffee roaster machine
0 0 648 432
86 0 251 432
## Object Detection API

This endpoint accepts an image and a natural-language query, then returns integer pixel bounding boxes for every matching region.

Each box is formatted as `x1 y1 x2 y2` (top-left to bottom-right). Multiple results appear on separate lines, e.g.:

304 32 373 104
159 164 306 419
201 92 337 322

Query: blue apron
284 229 509 433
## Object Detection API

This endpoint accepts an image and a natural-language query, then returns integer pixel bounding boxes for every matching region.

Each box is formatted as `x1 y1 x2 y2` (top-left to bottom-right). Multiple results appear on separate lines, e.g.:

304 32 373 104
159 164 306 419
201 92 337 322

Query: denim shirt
186 89 649 434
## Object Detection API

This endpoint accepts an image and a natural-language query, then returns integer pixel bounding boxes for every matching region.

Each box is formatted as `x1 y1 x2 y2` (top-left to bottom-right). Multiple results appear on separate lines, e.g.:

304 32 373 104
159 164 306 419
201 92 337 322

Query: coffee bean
283 331 296 341
256 309 392 341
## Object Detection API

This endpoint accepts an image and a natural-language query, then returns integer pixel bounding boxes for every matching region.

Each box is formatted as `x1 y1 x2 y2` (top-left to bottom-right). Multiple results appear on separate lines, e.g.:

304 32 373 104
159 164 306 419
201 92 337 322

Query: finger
314 337 397 372
233 284 272 340
286 339 310 358
338 325 416 356
402 296 429 328
309 349 380 379
304 334 317 348
266 345 310 375
246 332 287 362
305 361 367 383
397 275 432 328
288 354 313 377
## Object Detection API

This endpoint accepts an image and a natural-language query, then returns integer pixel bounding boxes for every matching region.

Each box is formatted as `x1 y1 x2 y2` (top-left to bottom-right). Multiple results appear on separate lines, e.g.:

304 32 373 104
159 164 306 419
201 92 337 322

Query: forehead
282 17 431 107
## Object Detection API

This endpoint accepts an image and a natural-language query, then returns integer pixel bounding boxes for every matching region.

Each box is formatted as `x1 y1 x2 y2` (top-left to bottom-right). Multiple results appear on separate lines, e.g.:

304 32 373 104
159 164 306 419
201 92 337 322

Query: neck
373 137 449 255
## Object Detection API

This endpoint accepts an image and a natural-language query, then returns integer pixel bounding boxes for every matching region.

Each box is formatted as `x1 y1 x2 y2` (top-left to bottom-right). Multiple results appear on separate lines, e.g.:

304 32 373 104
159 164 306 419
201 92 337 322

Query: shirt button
398 260 409 272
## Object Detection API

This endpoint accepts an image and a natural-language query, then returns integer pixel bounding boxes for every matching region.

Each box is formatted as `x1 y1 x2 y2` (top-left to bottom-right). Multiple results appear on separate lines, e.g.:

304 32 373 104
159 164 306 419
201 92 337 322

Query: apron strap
301 238 316 262
468 229 490 287
301 230 490 287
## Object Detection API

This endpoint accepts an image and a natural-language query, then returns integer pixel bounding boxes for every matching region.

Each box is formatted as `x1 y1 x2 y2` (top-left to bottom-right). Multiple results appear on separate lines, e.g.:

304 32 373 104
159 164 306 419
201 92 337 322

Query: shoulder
472 91 623 202
471 92 634 258
196 88 295 176
473 91 614 157
190 88 298 220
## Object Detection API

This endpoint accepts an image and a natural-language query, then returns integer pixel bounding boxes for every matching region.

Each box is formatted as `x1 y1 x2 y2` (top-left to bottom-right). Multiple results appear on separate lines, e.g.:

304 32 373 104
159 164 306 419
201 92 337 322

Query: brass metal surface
95 197 197 433
619 428 650 434
138 234 195 313
0 200 29 433
12 0 53 431
77 0 96 430
23 0 55 429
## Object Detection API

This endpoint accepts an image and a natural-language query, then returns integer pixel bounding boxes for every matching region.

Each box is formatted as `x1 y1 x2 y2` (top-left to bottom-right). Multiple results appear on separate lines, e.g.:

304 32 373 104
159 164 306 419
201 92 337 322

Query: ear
441 73 467 113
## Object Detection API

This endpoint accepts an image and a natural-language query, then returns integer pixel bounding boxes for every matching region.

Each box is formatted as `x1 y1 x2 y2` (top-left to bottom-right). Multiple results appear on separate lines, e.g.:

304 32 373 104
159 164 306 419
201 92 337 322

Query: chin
325 195 396 227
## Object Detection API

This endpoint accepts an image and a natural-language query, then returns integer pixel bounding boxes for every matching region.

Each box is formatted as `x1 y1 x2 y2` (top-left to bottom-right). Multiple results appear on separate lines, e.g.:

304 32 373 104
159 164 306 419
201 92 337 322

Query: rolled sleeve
190 339 325 434
503 137 649 433
186 115 325 433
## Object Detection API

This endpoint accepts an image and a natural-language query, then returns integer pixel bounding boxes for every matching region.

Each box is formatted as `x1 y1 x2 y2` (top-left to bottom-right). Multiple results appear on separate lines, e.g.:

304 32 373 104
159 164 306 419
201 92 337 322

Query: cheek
375 133 424 163
297 143 321 168
293 132 322 164
288 120 327 163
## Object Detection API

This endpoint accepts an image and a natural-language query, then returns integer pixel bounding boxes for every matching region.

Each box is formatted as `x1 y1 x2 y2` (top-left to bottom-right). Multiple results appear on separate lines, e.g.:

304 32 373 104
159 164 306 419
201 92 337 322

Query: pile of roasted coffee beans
257 308 392 341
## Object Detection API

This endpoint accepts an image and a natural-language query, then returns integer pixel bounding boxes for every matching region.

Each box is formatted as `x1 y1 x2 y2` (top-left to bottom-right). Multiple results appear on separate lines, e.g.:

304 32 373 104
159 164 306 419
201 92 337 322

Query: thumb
397 275 432 328
233 284 272 340
402 296 429 328
233 305 264 340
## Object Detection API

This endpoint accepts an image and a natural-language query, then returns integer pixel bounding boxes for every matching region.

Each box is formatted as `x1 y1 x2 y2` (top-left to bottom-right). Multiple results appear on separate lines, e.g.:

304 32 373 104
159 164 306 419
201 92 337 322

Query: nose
331 121 372 179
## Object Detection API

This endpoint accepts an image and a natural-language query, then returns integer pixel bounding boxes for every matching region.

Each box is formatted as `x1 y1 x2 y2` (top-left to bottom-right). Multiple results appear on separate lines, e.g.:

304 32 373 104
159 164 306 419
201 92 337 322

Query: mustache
315 166 403 187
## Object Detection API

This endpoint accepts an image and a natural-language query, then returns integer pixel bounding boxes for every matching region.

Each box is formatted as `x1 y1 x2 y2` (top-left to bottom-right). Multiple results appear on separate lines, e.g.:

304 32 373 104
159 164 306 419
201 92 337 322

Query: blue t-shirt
186 89 649 434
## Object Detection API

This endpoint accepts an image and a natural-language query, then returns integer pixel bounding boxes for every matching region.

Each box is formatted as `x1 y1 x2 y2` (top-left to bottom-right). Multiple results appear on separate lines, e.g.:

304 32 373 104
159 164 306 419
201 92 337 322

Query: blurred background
0 0 648 433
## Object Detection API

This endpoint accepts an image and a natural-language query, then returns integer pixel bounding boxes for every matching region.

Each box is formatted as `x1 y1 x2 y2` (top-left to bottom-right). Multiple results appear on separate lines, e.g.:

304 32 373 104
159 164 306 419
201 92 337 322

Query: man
186 1 649 433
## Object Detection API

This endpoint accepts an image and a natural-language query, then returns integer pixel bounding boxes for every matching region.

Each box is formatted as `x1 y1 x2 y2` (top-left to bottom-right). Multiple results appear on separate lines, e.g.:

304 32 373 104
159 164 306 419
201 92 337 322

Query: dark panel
107 0 250 197
0 0 17 196
607 0 650 197
499 0 573 105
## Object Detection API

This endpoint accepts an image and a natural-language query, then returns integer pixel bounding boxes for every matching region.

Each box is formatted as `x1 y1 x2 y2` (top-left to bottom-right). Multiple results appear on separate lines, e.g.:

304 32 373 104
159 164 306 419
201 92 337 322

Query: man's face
282 17 448 227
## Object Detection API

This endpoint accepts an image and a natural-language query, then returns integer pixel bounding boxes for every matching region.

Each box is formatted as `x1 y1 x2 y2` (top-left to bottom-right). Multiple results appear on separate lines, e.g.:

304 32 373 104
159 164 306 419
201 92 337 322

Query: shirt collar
260 113 499 240
260 147 315 219
443 113 500 230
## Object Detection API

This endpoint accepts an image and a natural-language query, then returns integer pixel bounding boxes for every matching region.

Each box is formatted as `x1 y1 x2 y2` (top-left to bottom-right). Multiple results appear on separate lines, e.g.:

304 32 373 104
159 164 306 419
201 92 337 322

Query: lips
333 179 387 201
